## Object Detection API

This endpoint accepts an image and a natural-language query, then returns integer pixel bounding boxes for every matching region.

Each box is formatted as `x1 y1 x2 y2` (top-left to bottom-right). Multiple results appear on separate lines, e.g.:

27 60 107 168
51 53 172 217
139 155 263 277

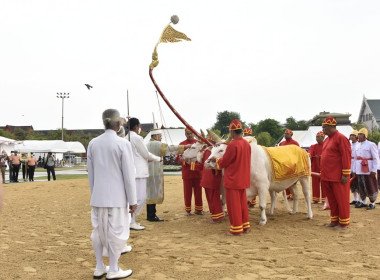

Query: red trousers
204 187 224 221
285 188 293 199
183 178 203 213
225 188 250 234
321 180 350 226
312 176 326 202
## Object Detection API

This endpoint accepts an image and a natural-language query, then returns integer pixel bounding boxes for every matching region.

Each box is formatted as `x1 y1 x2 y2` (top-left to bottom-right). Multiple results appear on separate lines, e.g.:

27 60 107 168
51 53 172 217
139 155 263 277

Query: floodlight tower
56 92 70 141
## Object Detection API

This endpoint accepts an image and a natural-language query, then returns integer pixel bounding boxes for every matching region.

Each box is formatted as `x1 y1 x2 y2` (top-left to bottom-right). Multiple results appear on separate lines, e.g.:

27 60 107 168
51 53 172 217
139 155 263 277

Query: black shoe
366 204 375 210
355 202 367 208
350 200 358 205
147 216 164 222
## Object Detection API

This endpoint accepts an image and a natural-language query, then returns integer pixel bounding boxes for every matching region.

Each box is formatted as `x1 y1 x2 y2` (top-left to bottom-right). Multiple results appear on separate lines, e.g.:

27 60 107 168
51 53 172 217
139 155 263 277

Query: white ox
205 137 313 225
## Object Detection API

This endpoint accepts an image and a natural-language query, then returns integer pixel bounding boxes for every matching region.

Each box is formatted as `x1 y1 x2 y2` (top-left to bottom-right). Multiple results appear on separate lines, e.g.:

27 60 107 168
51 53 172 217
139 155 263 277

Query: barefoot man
321 117 352 230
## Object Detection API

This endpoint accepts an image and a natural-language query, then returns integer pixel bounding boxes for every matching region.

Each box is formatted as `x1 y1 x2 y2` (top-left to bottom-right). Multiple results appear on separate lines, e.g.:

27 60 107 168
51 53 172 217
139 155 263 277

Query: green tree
14 128 27 140
256 131 273 147
285 117 309 130
0 129 15 139
212 111 243 137
254 119 283 144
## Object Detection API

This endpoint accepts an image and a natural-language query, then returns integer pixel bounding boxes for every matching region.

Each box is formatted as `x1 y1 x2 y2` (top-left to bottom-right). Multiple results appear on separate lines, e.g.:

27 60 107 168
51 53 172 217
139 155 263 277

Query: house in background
0 125 34 134
358 95 380 132
308 112 351 126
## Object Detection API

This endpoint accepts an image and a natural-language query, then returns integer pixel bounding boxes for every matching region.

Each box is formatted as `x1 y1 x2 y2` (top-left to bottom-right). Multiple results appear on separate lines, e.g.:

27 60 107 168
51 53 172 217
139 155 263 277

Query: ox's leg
258 187 268 225
269 191 277 215
220 183 226 214
300 177 313 219
289 183 299 214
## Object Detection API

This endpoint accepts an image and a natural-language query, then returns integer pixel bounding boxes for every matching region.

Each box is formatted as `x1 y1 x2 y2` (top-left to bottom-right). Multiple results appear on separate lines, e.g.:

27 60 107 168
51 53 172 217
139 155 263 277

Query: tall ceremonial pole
127 89 131 141
149 15 213 146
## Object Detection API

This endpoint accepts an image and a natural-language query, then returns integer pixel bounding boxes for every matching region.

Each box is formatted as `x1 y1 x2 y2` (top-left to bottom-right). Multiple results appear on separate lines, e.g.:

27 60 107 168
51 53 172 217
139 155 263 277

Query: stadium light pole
56 93 70 141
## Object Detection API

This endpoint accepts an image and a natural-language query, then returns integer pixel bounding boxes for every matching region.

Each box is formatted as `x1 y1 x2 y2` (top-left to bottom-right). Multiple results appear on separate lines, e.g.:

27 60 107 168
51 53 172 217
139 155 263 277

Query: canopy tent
0 136 22 154
14 140 68 153
14 140 86 153
65 141 86 153
278 126 354 149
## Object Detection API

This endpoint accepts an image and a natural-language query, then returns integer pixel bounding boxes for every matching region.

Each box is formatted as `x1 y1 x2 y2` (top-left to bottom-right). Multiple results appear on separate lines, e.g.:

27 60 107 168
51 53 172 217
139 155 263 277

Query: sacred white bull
183 142 226 212
205 137 312 225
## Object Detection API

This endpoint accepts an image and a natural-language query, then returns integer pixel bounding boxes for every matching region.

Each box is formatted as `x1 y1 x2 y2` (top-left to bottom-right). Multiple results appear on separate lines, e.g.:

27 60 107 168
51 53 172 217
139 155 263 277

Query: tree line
1 110 379 150
211 110 380 147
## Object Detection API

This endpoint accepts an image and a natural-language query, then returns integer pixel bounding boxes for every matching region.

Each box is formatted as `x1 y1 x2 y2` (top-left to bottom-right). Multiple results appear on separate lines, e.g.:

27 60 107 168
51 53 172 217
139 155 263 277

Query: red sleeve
338 134 352 176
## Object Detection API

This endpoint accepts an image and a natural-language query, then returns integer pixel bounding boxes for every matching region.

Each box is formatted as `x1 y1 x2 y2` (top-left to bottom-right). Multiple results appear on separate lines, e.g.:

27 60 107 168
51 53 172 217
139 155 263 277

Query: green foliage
212 111 243 136
14 128 27 140
370 130 380 144
0 129 15 139
351 123 366 131
256 132 273 147
285 117 309 130
254 119 283 141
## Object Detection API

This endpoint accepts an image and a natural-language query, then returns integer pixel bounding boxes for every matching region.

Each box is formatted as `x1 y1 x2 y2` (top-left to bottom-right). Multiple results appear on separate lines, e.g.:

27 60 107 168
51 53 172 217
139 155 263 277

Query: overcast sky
1 0 379 131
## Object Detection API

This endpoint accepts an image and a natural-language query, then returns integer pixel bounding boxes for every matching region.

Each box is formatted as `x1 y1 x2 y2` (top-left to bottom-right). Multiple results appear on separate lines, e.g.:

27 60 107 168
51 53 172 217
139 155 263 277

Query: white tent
278 126 354 148
0 136 22 154
14 140 70 153
65 141 86 153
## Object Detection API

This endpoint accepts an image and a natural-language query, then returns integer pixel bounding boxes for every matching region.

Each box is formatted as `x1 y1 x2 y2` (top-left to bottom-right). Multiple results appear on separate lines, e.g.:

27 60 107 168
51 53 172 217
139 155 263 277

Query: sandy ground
1 176 380 280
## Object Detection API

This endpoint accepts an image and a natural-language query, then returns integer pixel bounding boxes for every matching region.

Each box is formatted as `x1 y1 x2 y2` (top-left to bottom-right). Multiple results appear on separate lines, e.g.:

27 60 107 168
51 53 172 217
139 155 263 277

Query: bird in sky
84 84 93 90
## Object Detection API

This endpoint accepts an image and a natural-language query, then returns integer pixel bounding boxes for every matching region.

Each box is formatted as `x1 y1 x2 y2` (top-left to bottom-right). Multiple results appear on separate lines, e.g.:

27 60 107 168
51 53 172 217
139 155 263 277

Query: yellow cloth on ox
262 145 310 182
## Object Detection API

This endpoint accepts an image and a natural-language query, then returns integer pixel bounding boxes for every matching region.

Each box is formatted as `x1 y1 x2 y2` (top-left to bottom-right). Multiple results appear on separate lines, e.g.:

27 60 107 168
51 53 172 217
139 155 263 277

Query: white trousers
135 178 147 216
91 207 130 257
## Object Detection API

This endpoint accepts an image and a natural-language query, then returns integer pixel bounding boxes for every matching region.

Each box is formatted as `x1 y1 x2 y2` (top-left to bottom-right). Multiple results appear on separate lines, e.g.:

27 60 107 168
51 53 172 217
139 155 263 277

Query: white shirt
351 141 359 170
126 131 161 178
352 140 379 175
88 129 137 207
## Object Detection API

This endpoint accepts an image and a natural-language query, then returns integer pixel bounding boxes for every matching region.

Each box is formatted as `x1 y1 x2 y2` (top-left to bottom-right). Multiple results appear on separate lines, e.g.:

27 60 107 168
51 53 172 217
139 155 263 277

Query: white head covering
150 123 162 136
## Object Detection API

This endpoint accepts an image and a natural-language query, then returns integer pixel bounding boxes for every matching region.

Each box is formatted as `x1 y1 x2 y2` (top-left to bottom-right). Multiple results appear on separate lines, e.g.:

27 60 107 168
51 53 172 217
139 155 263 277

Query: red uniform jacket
177 139 202 179
200 149 222 189
308 142 323 172
279 138 300 146
216 137 251 189
320 130 351 182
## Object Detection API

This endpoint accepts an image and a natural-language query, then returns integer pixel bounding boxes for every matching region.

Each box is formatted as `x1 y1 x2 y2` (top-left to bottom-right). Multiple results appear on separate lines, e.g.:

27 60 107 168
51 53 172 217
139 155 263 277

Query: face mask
138 127 141 134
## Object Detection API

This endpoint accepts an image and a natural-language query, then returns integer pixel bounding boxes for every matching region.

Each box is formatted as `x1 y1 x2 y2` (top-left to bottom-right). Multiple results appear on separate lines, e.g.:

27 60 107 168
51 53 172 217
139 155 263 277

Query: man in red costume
177 128 203 216
200 133 224 223
243 127 256 208
212 119 251 235
308 131 325 203
279 129 300 199
320 117 351 230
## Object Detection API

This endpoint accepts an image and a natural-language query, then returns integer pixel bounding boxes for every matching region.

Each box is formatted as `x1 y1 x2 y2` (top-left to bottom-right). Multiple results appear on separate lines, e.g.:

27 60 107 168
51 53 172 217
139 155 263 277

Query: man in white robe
126 118 161 230
88 109 137 280
352 128 379 210
146 128 186 221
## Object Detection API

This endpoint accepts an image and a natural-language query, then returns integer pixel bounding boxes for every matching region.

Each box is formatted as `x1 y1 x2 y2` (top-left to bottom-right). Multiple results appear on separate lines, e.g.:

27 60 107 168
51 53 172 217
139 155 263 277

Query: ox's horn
206 129 222 144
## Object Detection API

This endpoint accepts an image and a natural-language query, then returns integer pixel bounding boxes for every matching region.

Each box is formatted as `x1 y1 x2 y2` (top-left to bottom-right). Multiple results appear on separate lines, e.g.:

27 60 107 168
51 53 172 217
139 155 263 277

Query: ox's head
204 142 228 169
182 142 206 163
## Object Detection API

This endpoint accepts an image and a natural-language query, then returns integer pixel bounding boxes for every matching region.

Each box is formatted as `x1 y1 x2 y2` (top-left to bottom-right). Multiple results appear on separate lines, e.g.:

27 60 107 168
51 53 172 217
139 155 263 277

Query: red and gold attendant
200 145 224 222
320 117 352 230
177 128 203 216
279 129 300 199
213 119 251 235
308 131 325 203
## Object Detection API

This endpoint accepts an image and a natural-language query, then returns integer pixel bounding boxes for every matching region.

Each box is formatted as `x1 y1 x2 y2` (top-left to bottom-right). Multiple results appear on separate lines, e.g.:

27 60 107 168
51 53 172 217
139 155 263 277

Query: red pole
149 68 213 146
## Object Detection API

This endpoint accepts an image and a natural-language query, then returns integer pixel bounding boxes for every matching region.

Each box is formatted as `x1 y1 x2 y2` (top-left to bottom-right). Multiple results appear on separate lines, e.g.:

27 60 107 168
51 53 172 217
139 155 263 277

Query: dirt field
1 176 380 279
